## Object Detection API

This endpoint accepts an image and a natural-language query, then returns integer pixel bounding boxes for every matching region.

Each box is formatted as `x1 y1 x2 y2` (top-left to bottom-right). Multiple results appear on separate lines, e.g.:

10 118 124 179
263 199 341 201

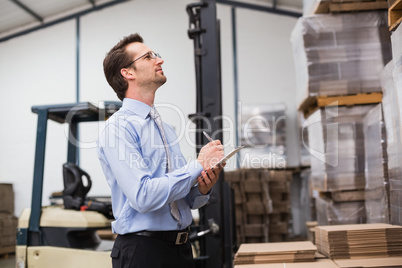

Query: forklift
16 102 121 268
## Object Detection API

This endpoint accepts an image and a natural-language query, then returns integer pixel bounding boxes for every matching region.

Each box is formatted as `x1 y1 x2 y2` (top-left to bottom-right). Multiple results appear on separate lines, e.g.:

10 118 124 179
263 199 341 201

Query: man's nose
156 57 164 65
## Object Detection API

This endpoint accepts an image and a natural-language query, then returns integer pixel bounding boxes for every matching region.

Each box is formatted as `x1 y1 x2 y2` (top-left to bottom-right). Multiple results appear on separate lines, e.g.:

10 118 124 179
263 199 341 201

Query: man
98 33 225 268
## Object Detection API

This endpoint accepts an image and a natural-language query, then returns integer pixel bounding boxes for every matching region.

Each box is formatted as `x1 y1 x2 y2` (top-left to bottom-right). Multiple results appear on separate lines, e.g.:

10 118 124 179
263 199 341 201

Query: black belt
131 229 189 245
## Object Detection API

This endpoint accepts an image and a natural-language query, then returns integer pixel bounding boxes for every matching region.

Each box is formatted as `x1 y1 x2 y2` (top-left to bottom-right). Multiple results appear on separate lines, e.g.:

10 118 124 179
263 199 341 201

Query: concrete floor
0 254 15 268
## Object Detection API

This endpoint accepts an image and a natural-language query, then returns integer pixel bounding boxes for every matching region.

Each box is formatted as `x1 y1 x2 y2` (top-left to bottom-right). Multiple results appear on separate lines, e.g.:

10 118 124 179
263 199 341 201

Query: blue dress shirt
97 98 208 234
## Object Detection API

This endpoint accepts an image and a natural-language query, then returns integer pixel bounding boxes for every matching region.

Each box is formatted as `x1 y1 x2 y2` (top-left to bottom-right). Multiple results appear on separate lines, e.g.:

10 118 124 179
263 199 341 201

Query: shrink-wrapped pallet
307 105 374 192
381 59 402 225
362 104 390 223
291 11 391 107
392 21 402 66
239 104 287 169
388 22 402 225
316 196 366 225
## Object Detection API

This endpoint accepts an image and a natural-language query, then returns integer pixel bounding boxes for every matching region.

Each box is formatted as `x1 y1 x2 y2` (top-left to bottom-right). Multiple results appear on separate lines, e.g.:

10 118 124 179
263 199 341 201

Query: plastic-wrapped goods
365 189 389 223
239 103 287 169
381 61 402 165
381 61 402 225
291 11 392 107
392 58 402 212
363 104 388 189
363 104 390 223
316 196 366 225
390 179 402 225
390 62 402 225
392 23 402 145
299 112 311 167
391 21 402 67
307 105 375 191
291 169 315 237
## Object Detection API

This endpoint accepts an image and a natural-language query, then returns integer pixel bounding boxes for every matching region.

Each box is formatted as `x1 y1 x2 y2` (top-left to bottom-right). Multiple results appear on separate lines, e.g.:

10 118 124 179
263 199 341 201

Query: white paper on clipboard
192 146 244 187
212 146 244 168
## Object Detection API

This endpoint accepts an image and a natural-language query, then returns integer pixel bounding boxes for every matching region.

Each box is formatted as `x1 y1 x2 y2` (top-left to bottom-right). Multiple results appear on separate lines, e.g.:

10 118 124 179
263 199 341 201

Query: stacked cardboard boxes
233 241 316 265
292 7 394 226
234 259 339 268
267 170 292 242
226 170 271 246
291 11 392 109
308 105 376 225
0 184 17 253
225 169 292 246
315 223 402 266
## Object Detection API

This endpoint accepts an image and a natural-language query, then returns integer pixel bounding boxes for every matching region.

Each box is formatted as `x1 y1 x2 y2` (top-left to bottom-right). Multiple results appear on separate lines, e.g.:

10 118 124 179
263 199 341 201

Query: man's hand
197 164 225 195
197 140 224 170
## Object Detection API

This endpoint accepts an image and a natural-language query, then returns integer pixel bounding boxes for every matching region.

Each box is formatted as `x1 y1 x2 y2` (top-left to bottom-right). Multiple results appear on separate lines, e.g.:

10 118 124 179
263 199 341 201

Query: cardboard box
334 257 402 267
234 259 338 268
0 184 14 214
234 241 316 265
0 213 17 247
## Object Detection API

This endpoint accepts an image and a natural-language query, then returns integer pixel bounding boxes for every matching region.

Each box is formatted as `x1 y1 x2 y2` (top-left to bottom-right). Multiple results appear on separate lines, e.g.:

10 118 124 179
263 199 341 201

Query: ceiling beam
88 0 96 8
10 0 44 23
0 0 130 43
216 0 302 18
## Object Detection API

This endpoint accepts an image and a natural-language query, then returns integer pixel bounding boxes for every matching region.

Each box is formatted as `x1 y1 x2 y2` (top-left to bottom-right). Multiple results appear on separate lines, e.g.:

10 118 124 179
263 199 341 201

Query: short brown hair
103 33 144 101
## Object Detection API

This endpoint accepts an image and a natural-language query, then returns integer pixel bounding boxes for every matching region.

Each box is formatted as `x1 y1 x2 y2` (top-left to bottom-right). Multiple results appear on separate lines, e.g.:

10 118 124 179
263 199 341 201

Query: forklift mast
187 1 235 267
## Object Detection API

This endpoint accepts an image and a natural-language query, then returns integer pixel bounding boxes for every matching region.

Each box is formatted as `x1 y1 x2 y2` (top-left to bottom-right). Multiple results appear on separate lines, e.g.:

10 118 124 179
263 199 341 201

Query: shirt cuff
186 160 204 181
188 186 210 209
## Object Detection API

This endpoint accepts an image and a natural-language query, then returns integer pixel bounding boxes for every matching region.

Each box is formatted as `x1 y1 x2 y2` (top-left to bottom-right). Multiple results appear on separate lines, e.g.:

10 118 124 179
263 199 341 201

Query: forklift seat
62 162 92 210
62 162 114 219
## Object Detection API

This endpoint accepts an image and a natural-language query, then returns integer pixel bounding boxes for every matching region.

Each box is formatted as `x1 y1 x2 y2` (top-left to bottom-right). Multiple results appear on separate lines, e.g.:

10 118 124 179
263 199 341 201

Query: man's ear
120 68 135 80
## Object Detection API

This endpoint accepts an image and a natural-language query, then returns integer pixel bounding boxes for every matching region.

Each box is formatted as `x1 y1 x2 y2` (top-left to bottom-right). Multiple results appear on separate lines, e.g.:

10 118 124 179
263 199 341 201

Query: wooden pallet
314 0 331 14
314 0 388 14
332 0 384 2
320 189 366 202
0 246 15 259
389 0 402 31
330 0 388 12
299 92 383 118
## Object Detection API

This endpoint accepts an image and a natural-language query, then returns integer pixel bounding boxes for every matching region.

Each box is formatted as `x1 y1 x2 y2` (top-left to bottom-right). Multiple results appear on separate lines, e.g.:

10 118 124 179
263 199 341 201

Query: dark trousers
111 232 195 268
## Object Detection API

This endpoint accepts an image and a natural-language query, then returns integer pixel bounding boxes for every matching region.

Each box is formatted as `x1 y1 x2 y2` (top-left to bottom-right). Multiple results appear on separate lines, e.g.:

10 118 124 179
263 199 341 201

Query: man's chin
155 78 167 88
159 76 167 85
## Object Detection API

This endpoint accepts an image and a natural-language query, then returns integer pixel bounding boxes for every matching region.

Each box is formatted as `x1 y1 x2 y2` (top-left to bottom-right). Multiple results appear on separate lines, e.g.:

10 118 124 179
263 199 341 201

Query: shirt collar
122 98 152 119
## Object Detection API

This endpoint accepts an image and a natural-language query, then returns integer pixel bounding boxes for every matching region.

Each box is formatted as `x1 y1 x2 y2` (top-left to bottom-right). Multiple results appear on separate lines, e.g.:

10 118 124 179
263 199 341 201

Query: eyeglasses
124 51 161 68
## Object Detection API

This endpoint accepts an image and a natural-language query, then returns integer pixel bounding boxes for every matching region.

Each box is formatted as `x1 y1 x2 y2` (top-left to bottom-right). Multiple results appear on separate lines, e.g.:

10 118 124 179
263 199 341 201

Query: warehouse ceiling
0 0 302 43
222 0 303 12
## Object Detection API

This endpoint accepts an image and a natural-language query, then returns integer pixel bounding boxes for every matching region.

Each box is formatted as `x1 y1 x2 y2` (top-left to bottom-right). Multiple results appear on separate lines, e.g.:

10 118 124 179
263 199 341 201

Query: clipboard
192 146 244 187
212 146 244 169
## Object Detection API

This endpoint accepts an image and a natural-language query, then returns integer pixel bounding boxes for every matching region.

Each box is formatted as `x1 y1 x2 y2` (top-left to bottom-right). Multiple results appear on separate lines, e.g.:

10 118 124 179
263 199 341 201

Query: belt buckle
175 232 188 245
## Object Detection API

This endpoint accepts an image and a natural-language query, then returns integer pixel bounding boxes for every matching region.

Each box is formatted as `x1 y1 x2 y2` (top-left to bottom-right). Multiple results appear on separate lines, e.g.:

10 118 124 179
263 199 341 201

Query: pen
203 131 213 143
